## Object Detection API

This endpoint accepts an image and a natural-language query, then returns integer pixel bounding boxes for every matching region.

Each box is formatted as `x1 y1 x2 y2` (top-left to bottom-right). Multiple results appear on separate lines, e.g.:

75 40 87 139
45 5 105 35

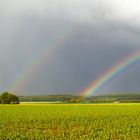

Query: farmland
0 104 140 139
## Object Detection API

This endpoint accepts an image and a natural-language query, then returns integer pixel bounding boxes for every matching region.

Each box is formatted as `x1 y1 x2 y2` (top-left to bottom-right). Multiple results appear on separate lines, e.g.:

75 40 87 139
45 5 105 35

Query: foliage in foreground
0 104 140 139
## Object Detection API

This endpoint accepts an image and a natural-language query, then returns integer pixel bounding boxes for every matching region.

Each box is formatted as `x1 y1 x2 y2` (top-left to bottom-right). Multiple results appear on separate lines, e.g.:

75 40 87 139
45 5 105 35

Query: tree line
19 94 140 103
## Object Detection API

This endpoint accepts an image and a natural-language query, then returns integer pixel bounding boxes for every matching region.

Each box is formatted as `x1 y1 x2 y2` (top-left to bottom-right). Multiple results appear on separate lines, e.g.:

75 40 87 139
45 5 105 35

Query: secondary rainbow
9 24 81 93
82 50 140 97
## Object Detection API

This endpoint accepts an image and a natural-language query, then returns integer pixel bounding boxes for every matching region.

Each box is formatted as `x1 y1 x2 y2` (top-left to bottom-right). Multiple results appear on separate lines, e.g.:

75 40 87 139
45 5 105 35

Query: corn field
0 104 140 139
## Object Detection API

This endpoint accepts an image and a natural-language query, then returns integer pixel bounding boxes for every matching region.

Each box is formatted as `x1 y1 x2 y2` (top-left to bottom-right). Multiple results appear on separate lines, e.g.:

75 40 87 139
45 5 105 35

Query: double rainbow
8 23 140 96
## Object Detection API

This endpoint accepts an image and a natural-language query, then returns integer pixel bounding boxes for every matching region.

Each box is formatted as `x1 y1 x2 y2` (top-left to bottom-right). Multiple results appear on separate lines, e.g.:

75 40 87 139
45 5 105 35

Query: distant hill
19 95 74 102
89 94 140 103
19 94 140 103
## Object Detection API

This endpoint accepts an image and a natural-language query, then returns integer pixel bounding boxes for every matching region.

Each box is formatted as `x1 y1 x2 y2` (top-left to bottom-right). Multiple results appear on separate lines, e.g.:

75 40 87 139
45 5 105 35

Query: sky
1 0 140 95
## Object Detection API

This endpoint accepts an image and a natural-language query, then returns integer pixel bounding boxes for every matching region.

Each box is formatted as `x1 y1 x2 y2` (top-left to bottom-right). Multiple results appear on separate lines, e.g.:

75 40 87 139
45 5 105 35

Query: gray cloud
0 0 140 95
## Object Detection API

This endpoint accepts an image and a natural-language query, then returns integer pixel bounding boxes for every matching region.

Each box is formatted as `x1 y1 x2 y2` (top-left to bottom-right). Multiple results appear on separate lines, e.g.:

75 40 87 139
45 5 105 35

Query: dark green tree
0 92 10 104
8 93 19 104
0 92 19 104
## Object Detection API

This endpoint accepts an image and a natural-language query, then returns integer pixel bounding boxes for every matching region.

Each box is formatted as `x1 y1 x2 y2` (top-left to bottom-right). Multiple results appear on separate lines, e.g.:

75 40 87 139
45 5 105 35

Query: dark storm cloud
0 0 140 94
22 24 138 95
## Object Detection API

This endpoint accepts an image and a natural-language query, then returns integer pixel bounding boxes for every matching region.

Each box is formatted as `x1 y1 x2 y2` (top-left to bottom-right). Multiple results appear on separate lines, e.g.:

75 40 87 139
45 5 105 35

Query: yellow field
0 103 140 139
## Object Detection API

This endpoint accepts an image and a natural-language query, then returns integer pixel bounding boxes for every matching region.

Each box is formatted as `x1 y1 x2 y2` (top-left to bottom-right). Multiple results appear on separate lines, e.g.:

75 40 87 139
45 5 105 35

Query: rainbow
8 23 140 96
9 24 81 93
82 50 140 97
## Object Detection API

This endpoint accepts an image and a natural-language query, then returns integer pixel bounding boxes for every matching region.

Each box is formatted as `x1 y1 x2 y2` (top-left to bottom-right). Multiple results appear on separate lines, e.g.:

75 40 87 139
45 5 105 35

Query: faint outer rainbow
82 50 140 97
9 24 81 94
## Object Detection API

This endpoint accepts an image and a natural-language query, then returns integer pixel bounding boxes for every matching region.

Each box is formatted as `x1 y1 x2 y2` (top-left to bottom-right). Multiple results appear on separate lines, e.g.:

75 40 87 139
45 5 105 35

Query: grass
0 103 140 139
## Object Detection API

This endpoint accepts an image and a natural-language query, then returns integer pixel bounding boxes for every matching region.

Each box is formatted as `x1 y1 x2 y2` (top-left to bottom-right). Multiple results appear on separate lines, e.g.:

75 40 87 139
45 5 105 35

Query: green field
0 104 140 139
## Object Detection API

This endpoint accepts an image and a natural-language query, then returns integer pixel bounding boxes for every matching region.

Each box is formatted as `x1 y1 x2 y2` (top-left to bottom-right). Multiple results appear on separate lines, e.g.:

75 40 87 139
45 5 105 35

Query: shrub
0 92 19 104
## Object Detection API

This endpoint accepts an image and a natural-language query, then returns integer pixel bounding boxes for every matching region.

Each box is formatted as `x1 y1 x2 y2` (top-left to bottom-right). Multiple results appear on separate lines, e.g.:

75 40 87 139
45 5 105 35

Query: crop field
0 104 140 139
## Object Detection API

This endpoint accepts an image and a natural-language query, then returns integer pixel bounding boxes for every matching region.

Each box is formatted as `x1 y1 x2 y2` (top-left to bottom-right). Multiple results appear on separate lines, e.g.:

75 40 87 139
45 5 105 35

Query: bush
0 92 20 104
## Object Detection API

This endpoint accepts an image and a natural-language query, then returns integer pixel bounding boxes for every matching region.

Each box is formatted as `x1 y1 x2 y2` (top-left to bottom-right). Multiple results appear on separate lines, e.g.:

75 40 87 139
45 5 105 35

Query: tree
0 92 19 104
8 93 20 104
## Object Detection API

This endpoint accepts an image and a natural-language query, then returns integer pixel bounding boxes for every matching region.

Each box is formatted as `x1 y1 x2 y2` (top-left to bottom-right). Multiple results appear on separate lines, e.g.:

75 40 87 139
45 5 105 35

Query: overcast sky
1 0 140 95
